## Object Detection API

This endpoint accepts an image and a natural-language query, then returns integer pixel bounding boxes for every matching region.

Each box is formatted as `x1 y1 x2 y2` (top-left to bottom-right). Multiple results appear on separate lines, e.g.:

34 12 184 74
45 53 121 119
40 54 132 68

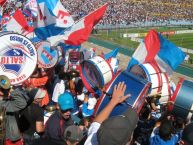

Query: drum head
82 61 103 88
130 65 147 79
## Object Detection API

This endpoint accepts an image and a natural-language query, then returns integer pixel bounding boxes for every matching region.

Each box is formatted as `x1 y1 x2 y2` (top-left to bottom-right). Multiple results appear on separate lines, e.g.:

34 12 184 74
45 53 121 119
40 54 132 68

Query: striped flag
33 0 74 40
47 3 108 46
37 0 74 28
6 9 34 35
127 29 186 75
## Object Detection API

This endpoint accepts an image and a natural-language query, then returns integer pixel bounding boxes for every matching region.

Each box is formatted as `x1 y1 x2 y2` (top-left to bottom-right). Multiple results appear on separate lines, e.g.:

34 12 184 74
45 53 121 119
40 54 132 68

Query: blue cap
58 92 74 111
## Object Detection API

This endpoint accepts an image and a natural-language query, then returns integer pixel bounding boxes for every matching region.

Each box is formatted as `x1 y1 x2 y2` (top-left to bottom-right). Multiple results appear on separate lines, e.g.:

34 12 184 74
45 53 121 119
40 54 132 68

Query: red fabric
0 0 6 6
24 76 48 88
5 139 23 145
11 9 34 34
144 29 160 63
65 3 108 46
41 89 49 107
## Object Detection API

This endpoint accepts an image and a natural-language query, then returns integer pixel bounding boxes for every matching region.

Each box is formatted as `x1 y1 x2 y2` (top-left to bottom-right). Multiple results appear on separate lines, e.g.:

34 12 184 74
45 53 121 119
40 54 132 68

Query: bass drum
168 79 193 120
94 71 151 116
129 63 171 103
80 56 113 92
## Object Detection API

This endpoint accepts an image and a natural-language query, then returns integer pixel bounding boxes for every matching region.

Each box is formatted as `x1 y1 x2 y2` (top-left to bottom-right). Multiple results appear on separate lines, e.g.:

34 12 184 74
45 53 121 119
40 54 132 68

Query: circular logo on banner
36 41 58 68
0 33 37 85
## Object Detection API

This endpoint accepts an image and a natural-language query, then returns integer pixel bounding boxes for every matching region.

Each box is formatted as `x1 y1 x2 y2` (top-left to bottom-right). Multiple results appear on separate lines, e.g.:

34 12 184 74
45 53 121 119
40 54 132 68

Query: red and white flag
6 9 34 35
0 0 6 6
48 3 108 46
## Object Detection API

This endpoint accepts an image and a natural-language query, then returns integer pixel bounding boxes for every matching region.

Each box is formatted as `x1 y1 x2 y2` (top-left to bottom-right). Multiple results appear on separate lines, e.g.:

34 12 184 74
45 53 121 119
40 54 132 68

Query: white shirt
52 80 65 103
84 122 101 145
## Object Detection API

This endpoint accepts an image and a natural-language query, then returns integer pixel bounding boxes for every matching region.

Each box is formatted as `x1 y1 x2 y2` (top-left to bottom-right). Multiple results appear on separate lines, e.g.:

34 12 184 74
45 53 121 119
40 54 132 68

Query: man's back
17 103 44 135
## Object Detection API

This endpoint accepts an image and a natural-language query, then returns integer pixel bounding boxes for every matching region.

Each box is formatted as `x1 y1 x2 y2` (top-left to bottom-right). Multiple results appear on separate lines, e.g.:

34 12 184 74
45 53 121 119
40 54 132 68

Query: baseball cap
97 108 138 145
64 125 84 142
182 123 193 145
58 92 74 111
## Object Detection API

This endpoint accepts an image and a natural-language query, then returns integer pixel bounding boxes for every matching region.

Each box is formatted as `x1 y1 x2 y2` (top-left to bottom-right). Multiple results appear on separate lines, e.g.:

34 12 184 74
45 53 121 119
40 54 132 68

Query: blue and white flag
33 0 74 41
37 0 74 28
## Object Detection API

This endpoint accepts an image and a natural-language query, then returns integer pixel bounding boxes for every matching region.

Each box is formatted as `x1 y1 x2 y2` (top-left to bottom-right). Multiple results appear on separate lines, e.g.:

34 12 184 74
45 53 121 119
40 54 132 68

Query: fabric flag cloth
47 3 108 46
0 0 6 6
127 29 186 75
37 0 74 28
104 48 119 60
33 0 74 40
5 9 34 35
0 7 2 23
1 14 10 28
24 0 38 17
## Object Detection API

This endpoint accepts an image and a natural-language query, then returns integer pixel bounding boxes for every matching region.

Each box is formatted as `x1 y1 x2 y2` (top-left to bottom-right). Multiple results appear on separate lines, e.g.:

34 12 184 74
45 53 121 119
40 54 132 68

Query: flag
37 0 74 28
0 0 6 6
6 9 34 35
104 48 119 60
1 14 10 28
33 0 74 40
24 0 38 17
127 29 186 75
0 7 2 23
47 3 108 46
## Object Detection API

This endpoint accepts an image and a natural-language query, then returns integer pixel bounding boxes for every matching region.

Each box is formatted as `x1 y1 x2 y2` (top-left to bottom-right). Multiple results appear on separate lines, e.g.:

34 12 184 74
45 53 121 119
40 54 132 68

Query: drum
94 71 151 116
35 41 58 68
129 63 171 102
80 56 113 92
168 79 193 120
0 33 37 85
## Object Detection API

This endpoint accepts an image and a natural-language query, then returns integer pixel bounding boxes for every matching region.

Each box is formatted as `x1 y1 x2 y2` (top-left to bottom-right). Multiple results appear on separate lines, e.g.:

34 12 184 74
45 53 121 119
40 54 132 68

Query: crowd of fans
0 1 193 145
0 48 193 145
61 0 193 25
1 0 193 26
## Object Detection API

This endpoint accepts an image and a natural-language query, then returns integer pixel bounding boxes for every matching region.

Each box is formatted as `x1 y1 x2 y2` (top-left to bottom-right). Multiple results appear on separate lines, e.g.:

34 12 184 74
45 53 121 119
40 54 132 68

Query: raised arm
0 89 28 112
94 82 130 124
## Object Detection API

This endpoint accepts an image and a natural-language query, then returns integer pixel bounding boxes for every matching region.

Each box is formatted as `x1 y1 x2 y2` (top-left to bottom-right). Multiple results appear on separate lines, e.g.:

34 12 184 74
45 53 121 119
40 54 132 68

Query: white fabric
84 122 101 145
52 80 65 103
87 97 97 110
34 88 46 99
77 93 85 101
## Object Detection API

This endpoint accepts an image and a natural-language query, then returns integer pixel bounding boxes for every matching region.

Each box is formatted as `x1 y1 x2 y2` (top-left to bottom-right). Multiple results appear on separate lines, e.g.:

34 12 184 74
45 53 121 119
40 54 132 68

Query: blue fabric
37 0 58 16
82 103 94 117
104 48 119 60
34 24 65 40
158 33 186 70
150 134 179 145
127 57 139 71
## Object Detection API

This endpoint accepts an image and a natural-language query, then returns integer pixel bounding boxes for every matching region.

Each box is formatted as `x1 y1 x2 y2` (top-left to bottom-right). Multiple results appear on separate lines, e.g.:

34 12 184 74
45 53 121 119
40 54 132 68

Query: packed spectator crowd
61 0 193 25
0 46 193 145
2 0 193 25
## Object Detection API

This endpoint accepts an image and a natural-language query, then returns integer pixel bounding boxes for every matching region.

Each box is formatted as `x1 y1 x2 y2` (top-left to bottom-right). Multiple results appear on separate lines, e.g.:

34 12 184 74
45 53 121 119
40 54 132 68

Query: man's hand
110 82 130 105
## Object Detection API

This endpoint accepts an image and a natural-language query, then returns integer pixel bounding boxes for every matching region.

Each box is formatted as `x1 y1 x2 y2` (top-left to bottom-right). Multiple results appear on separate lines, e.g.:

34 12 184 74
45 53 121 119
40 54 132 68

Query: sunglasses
60 108 73 113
